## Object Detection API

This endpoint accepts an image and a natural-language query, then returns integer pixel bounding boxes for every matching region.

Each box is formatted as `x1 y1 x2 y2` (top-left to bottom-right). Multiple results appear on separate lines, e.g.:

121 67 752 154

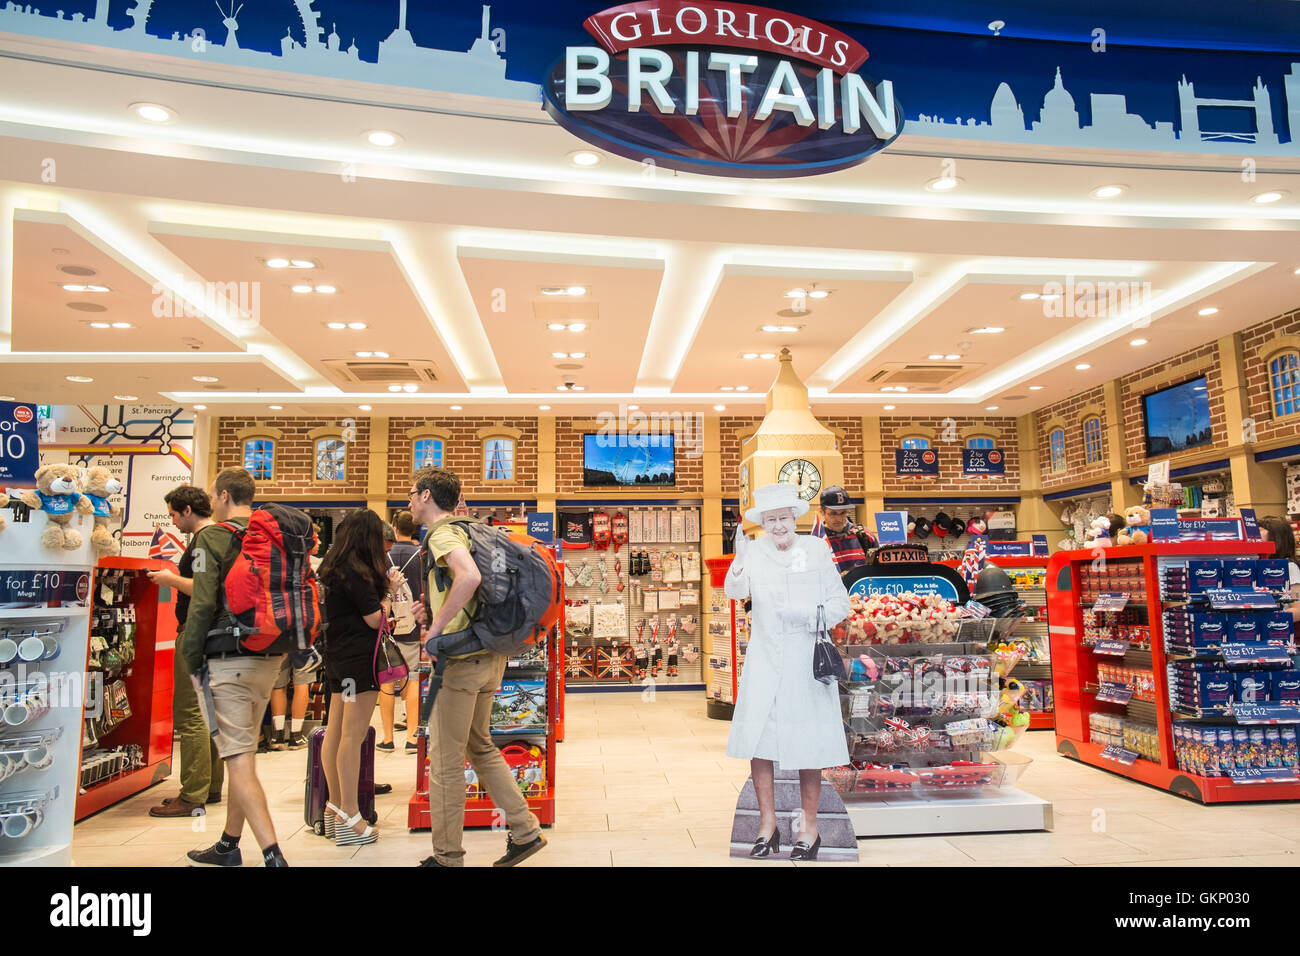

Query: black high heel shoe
789 835 821 861
749 831 780 858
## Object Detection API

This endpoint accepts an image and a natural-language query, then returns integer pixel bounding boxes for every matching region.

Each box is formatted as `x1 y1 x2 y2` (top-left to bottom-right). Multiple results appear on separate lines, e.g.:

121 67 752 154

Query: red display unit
75 557 177 820
1046 540 1300 804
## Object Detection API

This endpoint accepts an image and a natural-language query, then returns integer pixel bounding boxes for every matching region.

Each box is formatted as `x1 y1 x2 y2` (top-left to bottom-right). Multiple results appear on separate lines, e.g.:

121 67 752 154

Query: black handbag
812 605 846 684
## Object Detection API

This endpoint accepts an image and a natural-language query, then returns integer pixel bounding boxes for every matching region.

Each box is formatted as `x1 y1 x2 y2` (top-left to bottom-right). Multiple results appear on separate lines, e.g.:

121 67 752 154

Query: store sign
0 401 39 486
1031 534 1049 556
1094 638 1131 656
895 448 938 476
1232 702 1300 723
961 447 1004 475
1098 745 1140 766
544 1 901 178
1095 681 1134 705
1148 508 1179 542
1092 592 1129 612
1225 767 1299 784
526 513 555 543
848 575 960 601
1239 508 1261 541
0 569 91 609
870 543 930 565
873 511 908 545
1205 589 1276 610
986 541 1032 557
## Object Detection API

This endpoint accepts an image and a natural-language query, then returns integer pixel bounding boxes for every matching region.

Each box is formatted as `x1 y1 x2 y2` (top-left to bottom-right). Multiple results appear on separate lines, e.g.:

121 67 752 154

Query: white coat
724 534 851 770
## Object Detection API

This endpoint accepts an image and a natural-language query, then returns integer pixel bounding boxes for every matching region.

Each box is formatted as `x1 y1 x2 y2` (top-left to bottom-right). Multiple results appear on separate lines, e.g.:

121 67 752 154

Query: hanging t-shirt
561 512 593 549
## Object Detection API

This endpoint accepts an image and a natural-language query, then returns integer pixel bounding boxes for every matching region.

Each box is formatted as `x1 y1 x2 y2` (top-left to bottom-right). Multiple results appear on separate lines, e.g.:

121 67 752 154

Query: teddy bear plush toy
18 464 93 550
1116 505 1150 546
1083 514 1112 549
81 466 124 557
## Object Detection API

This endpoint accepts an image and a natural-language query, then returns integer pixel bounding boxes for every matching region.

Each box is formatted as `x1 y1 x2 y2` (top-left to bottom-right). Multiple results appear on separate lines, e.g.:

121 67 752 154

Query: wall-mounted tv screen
583 433 675 486
1142 376 1212 457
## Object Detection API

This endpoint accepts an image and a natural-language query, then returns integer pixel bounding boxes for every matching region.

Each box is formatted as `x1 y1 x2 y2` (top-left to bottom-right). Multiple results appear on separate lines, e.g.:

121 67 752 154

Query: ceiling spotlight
1019 292 1040 300
988 19 1005 34
1029 385 1044 390
113 394 138 401
450 404 462 410
1130 338 1148 346
1251 191 1285 204
808 289 830 299
547 323 566 331
1075 363 1091 371
89 322 110 329
928 353 944 360
192 375 219 383
388 385 403 392
538 404 551 411
784 288 806 299
1198 307 1219 316
759 353 776 360
292 284 313 294
628 404 639 411
762 325 798 333
1091 185 1126 199
552 352 568 359
327 322 347 330
572 385 586 391
365 130 400 148
373 351 389 359
720 386 734 391
66 375 94 383
111 322 132 329
402 384 418 393
314 285 337 294
945 354 961 361
1039 293 1062 302
883 404 896 411
569 150 601 167
540 288 567 296
969 327 1005 334
925 176 960 192
555 385 567 391
713 404 726 411
193 404 206 410
567 286 587 296
359 405 372 411
347 322 367 330
266 258 290 269
568 323 587 332
1294 267 1300 276
61 283 110 292
570 351 587 359
985 405 999 411
736 385 749 391
131 102 174 122
269 405 283 411
355 351 373 358
290 259 317 269
742 353 758 360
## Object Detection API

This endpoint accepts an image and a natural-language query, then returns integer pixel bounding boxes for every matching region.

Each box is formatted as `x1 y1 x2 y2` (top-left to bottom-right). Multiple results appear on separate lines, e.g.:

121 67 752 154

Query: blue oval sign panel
543 2 901 178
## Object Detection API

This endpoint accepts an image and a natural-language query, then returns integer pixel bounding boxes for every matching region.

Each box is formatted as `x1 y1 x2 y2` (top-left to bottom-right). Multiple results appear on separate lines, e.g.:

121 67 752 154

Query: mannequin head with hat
818 484 855 536
745 483 808 551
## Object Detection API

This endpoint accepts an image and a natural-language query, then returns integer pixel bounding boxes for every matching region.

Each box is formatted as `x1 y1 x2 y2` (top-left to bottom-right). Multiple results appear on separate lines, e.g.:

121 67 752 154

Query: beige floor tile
1244 852 1300 866
946 831 1151 865
858 836 980 866
550 812 610 832
1110 856 1258 867
612 846 742 866
1114 827 1299 860
73 846 188 867
607 808 731 831
547 828 696 852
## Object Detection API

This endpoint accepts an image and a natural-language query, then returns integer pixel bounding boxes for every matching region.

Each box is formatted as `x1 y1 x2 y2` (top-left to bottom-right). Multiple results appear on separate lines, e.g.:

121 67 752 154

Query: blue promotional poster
874 511 909 544
0 401 40 486
526 512 554 543
961 447 1005 475
895 448 939 476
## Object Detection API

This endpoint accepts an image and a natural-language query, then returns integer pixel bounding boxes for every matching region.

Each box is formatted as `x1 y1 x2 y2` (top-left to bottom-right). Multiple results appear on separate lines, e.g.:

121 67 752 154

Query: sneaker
269 730 288 752
187 842 242 867
405 741 419 754
286 732 308 750
394 722 407 732
377 740 395 752
265 855 290 867
417 855 447 867
493 833 547 867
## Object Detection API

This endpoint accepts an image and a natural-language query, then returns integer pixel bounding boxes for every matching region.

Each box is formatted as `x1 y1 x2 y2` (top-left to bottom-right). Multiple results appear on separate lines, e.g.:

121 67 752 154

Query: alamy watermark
594 404 704 459
1039 275 1153 326
151 276 260 327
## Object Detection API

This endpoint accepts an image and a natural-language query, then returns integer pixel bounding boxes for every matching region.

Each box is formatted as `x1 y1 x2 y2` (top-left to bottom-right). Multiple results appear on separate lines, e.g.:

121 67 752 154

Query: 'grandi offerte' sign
543 1 901 177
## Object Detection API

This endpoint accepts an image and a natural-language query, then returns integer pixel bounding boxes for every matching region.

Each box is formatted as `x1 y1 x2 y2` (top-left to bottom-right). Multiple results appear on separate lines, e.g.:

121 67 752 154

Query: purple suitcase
304 726 378 834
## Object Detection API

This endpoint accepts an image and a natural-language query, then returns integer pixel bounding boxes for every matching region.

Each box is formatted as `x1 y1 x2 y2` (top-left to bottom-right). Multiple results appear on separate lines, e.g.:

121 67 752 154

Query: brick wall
1036 385 1109 488
719 416 762 494
1241 306 1300 445
215 417 371 497
880 416 1019 493
555 417 704 493
1120 342 1226 466
386 417 537 498
717 415 864 496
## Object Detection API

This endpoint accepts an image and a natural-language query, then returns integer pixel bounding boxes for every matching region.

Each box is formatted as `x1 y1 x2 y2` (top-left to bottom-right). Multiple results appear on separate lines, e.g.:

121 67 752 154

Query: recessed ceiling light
327 322 347 330
1294 267 1300 275
292 284 313 293
1029 385 1044 391
131 102 174 122
402 384 418 393
347 322 367 330
450 404 462 410
538 405 551 411
572 385 586 391
985 405 999 411
742 353 758 360
192 375 219 383
720 386 734 391
290 259 316 269
713 404 726 411
808 289 830 299
925 176 960 192
89 321 110 329
1075 363 1091 371
540 288 567 296
969 327 1005 334
1251 191 1285 204
365 130 401 148
61 283 110 293
759 353 776 360
113 394 138 401
569 150 601 167
1039 293 1062 301
736 385 749 391
555 385 567 391
1198 307 1219 316
269 405 283 411
928 353 944 360
1130 338 1148 346
110 322 132 329
66 375 93 383
373 351 389 359
761 325 798 333
266 258 290 269
567 286 587 296
568 323 587 332
945 354 961 361
388 385 403 392
1091 184 1126 199
883 405 896 410
193 404 206 410
314 285 337 294
359 405 372 411
784 288 806 299
546 323 566 332
570 351 587 359
1019 292 1040 300
552 352 568 359
355 351 373 358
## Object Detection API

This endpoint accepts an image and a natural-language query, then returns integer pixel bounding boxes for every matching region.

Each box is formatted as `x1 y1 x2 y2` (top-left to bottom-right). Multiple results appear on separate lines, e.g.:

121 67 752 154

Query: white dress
724 535 851 770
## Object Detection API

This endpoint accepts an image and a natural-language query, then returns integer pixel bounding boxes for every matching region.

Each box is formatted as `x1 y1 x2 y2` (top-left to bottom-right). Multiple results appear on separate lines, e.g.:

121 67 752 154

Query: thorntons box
1234 672 1271 703
1188 560 1223 594
1272 669 1300 703
1261 612 1293 645
1223 558 1257 589
1255 559 1290 591
1228 615 1261 642
1175 676 1233 710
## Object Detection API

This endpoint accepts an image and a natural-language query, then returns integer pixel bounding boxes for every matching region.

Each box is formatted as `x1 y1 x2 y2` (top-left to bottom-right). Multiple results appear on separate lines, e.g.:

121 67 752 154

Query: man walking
818 485 877 574
408 466 546 867
147 485 224 817
184 467 288 867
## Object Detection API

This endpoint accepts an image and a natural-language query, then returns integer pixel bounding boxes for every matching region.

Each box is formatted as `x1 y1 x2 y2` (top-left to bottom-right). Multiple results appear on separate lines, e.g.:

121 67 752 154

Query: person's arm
181 526 232 675
724 526 751 600
147 569 193 595
428 546 481 638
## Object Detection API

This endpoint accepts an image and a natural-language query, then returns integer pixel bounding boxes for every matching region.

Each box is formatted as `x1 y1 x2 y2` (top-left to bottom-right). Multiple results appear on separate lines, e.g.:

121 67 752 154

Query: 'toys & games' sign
543 1 901 178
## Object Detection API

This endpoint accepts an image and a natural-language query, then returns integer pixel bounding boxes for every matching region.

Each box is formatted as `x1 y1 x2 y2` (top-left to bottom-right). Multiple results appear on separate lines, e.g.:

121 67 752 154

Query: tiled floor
70 691 1300 866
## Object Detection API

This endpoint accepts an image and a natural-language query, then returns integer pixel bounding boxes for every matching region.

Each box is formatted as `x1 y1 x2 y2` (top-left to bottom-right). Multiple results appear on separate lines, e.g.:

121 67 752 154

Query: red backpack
206 504 321 656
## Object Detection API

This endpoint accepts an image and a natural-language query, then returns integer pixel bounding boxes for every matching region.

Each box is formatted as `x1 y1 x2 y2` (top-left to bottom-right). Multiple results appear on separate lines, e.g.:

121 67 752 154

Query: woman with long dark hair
1259 516 1300 623
317 508 402 846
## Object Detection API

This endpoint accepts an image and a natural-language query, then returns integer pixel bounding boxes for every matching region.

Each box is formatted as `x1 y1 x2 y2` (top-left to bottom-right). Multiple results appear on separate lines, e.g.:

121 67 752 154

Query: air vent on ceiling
322 359 439 385
867 363 978 388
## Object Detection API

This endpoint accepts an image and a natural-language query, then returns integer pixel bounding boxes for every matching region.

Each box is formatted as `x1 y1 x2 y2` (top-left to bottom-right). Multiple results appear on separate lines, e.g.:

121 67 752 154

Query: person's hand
147 569 178 588
775 605 810 630
413 604 428 626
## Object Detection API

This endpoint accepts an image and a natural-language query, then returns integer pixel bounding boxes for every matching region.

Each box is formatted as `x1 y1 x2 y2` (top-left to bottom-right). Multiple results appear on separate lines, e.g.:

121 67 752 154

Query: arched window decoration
413 437 444 470
900 437 930 450
966 437 995 450
315 438 347 481
1083 416 1104 464
1050 429 1067 473
483 438 514 481
1270 352 1300 418
242 438 274 481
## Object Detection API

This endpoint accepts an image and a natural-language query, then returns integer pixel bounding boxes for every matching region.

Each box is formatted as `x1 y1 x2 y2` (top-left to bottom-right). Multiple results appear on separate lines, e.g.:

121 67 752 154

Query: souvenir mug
17 636 46 663
0 639 17 666
1 807 42 839
3 692 48 727
0 752 13 782
21 745 52 772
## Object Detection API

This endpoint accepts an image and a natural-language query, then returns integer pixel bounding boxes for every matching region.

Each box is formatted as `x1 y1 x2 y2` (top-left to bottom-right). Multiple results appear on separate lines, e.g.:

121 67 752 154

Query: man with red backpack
183 467 306 867
409 466 548 868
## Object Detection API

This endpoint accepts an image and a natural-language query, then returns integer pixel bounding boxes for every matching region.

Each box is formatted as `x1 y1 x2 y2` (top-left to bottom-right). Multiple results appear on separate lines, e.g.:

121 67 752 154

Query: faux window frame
235 426 282 483
307 425 348 483
1082 416 1104 465
478 424 523 484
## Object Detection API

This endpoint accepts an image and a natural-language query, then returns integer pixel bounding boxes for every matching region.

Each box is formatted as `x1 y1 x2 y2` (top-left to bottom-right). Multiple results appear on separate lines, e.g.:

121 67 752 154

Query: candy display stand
0 511 95 866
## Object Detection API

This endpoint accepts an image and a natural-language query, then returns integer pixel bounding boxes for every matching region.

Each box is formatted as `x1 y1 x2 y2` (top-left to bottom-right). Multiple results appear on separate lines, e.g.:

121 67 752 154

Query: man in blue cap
818 485 876 573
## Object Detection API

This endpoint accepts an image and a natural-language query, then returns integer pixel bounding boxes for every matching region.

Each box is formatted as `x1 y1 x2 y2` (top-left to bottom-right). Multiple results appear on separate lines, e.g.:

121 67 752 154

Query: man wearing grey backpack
408 466 546 867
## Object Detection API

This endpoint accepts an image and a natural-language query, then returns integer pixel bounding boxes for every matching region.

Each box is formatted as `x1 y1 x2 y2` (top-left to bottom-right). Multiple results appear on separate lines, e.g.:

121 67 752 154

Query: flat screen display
583 433 675 486
1142 376 1212 457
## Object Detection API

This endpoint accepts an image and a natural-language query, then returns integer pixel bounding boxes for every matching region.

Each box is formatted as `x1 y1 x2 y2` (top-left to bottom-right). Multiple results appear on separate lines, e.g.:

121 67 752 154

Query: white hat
745 482 809 525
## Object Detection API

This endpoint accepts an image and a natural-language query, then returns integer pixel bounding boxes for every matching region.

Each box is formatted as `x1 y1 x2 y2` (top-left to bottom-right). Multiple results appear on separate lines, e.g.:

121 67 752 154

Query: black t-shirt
388 540 423 602
323 572 383 660
175 537 197 628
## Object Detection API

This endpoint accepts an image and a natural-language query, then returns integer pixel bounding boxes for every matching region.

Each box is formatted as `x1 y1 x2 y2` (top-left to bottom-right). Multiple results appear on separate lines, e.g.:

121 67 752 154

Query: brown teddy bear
1115 505 1150 546
81 466 124 557
18 464 93 550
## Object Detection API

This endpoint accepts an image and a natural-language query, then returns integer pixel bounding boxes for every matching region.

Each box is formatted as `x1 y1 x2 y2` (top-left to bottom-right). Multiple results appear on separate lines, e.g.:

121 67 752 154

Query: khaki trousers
427 652 541 865
173 633 223 804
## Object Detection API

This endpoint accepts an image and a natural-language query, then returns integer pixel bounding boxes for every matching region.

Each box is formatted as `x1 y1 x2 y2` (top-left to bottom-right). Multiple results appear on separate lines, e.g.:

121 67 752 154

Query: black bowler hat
819 485 854 511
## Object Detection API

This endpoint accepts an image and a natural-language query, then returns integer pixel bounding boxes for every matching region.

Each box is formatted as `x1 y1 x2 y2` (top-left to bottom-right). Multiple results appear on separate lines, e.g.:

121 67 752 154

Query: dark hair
414 467 459 512
1260 516 1297 561
393 510 417 538
317 509 389 602
1106 513 1126 535
164 485 212 518
214 467 256 506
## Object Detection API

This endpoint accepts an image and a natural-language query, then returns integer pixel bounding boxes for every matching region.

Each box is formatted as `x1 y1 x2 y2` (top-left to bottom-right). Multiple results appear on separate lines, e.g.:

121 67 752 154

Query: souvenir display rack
75 557 177 820
1046 539 1300 804
704 555 746 720
559 505 703 686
